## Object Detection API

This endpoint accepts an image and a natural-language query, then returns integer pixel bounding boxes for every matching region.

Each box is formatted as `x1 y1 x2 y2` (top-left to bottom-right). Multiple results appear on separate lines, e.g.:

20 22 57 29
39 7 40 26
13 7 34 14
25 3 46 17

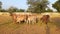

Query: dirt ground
0 15 60 34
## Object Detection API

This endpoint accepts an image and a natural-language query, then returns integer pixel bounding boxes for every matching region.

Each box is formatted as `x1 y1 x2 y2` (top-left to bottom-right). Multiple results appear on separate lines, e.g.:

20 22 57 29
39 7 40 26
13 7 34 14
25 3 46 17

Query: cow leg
17 21 19 24
36 18 38 23
27 19 31 24
28 20 30 24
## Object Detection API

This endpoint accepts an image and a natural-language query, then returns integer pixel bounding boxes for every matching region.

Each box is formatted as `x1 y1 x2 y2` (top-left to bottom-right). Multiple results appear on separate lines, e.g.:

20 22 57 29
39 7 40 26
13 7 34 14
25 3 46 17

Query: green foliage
7 6 18 16
27 0 49 13
46 8 53 12
7 6 25 16
52 0 60 12
0 1 2 12
8 6 25 12
0 9 7 12
8 6 18 12
17 9 25 12
0 1 2 9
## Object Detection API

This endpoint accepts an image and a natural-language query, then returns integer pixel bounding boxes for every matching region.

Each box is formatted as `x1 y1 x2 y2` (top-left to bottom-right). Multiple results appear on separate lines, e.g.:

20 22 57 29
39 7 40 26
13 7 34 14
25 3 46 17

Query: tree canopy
7 6 18 12
0 1 2 12
17 9 25 12
0 1 2 9
27 0 49 13
52 0 60 12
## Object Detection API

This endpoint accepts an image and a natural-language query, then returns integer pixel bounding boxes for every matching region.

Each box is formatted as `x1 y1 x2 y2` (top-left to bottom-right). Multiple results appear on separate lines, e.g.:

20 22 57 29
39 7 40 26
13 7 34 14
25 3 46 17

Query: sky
0 0 57 10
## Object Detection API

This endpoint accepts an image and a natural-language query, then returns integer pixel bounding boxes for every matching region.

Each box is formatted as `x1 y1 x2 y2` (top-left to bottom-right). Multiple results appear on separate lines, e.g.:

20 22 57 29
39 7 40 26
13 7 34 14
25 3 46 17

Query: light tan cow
16 15 27 24
27 14 38 24
11 13 17 23
11 13 38 24
11 13 28 24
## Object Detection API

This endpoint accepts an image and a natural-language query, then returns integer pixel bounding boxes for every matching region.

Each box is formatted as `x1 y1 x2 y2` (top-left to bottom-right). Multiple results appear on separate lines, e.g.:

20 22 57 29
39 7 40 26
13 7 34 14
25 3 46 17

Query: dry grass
0 14 60 34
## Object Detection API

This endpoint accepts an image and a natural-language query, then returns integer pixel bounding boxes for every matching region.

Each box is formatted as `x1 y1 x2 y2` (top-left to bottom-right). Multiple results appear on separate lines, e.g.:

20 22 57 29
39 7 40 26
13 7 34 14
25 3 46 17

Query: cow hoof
16 22 20 24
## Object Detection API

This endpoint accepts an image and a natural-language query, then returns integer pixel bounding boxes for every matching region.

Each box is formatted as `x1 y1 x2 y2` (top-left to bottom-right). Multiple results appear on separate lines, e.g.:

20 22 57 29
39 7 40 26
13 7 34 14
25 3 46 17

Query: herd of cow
11 13 50 24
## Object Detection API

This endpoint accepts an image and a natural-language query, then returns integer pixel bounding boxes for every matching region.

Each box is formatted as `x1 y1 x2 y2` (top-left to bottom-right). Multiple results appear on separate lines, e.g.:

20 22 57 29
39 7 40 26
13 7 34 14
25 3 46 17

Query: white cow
27 15 38 24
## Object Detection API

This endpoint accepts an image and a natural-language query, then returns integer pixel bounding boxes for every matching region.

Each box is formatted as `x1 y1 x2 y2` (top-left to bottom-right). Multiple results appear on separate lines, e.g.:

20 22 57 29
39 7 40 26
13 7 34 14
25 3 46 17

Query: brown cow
40 15 50 24
11 13 17 23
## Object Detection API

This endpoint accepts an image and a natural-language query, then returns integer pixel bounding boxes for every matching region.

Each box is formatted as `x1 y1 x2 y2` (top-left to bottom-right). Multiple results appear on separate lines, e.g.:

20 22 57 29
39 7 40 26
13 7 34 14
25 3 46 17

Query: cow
16 15 28 24
27 15 38 24
40 15 50 24
11 13 38 24
11 13 17 23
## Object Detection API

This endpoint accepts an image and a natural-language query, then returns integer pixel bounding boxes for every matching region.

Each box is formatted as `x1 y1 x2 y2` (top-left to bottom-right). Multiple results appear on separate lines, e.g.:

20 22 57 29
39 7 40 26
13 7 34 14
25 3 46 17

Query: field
0 13 60 34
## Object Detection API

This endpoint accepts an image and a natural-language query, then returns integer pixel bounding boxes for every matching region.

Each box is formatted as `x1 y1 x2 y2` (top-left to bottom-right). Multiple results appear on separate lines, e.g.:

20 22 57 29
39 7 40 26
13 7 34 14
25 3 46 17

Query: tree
18 9 25 12
52 0 60 12
0 1 2 11
27 0 49 13
46 8 53 12
8 6 18 12
7 6 18 16
1 9 7 12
